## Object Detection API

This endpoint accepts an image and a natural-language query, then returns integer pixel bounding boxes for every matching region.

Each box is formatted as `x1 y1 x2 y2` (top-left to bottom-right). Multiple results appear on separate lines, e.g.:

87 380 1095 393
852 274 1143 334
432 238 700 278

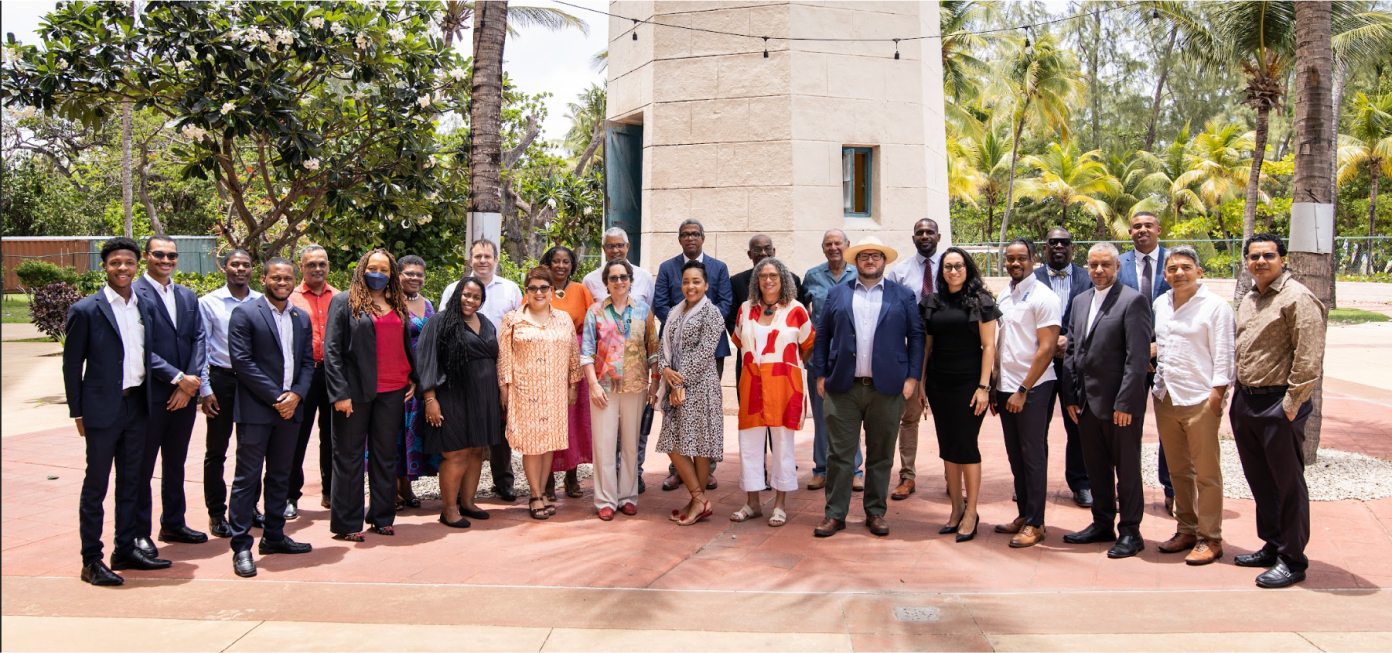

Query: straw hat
844 236 899 265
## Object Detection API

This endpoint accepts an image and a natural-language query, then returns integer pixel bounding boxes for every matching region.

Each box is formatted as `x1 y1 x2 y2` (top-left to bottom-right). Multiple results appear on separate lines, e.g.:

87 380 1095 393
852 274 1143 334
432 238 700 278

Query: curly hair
748 257 797 308
348 248 408 320
438 277 488 379
935 247 993 315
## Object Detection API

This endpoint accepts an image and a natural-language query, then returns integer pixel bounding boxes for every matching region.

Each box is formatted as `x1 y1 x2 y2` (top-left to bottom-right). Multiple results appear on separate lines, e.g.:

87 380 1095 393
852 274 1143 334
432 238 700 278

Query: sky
0 0 611 143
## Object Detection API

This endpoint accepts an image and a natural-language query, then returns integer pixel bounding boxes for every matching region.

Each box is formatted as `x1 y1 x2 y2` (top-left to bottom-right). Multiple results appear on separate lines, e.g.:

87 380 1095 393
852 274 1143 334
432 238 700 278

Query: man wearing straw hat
811 236 925 538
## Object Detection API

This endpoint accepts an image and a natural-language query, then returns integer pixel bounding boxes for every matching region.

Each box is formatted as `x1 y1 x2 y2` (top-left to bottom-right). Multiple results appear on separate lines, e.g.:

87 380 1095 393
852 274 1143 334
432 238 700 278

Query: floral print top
580 297 659 394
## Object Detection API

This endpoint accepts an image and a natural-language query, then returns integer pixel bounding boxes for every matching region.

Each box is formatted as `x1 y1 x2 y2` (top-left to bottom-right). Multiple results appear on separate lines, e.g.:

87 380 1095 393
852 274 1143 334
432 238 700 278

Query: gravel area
371 456 595 501
1142 440 1392 501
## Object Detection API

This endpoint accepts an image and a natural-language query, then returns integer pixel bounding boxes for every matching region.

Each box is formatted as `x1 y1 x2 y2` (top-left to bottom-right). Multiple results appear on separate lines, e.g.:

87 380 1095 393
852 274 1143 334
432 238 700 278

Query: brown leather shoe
706 476 718 490
1158 532 1198 554
661 474 682 491
1010 525 1045 548
1185 539 1223 566
1164 496 1175 517
890 478 916 500
814 517 846 537
994 517 1025 534
807 475 826 490
866 514 889 536
852 476 865 492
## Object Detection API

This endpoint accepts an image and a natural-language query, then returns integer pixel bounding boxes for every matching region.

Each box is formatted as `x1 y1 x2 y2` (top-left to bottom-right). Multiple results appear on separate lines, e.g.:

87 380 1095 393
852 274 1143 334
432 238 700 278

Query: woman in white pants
581 259 659 521
729 258 816 527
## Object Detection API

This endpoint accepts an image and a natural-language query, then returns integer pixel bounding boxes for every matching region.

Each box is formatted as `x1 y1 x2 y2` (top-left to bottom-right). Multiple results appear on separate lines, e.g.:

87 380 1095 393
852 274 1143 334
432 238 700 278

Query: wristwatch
977 384 989 390
1017 385 1028 395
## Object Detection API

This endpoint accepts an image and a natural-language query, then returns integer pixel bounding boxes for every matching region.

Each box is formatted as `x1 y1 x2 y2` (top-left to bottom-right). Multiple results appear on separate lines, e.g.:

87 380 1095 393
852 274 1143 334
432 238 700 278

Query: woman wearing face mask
393 255 436 510
324 249 418 541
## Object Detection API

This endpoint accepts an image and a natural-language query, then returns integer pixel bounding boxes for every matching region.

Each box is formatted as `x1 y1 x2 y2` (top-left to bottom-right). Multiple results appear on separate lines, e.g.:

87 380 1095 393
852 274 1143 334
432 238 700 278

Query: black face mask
364 271 390 291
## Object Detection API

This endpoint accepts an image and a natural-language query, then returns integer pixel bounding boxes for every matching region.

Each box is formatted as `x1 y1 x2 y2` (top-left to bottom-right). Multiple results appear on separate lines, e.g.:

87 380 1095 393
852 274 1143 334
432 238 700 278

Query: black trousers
229 419 298 553
1045 359 1089 492
490 416 515 491
292 364 333 503
1078 405 1145 537
1231 390 1312 572
80 390 147 565
999 382 1054 527
330 387 404 534
203 366 241 519
137 395 198 536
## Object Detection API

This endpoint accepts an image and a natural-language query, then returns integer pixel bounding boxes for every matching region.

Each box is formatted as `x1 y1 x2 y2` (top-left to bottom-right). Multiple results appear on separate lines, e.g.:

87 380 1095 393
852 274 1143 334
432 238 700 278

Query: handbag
640 400 655 436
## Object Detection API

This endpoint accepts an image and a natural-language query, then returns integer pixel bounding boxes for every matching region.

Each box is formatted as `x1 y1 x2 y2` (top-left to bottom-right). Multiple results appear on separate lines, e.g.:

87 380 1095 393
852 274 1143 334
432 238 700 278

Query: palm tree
1336 93 1392 274
940 1 997 139
563 83 606 160
1136 2 1223 151
945 136 982 211
1097 152 1155 236
1017 141 1121 239
1328 7 1392 206
1176 119 1258 242
1134 123 1205 226
961 128 1013 240
439 1 587 47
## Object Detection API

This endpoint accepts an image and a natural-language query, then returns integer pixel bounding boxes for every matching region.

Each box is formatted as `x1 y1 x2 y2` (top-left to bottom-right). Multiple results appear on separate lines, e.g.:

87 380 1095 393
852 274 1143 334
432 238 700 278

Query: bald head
747 234 775 266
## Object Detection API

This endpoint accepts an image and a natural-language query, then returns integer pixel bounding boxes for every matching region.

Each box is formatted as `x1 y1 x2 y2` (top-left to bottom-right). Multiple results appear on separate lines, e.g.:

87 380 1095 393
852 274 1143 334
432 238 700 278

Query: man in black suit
1034 228 1093 508
133 235 209 556
63 237 171 586
226 258 316 577
1061 242 1154 559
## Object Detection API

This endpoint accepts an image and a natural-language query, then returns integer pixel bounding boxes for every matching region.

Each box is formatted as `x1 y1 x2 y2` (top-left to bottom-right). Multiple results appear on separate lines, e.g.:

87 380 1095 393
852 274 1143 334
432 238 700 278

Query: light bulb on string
631 18 638 40
1151 9 1160 20
893 37 900 60
1022 26 1031 49
763 36 769 58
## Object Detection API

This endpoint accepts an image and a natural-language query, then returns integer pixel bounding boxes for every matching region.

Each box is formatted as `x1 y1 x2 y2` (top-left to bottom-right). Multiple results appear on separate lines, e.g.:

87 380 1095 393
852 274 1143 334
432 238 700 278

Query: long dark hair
935 246 993 314
438 277 489 378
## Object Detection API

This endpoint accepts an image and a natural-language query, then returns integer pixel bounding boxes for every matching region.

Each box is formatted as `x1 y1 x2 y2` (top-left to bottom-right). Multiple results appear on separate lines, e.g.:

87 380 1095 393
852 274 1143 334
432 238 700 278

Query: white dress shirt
1153 282 1235 406
143 272 179 329
104 285 147 390
440 274 523 329
1086 283 1115 336
583 263 655 307
268 300 296 392
885 251 945 303
995 274 1062 391
851 277 884 378
198 285 263 397
1044 264 1073 309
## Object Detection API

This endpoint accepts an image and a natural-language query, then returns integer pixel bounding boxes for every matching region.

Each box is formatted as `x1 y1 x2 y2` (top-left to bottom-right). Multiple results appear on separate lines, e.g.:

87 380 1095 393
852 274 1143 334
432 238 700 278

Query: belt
121 386 145 397
853 377 875 386
1239 384 1287 396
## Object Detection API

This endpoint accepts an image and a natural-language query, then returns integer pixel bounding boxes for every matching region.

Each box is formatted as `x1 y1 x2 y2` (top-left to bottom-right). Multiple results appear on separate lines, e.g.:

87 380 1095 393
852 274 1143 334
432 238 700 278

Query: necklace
406 292 420 301
761 299 777 316
554 281 567 300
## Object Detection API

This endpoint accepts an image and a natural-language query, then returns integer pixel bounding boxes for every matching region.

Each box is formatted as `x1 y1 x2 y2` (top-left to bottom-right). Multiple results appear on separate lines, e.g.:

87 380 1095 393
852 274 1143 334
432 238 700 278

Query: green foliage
28 281 83 343
0 157 102 237
1328 307 1392 324
13 259 75 288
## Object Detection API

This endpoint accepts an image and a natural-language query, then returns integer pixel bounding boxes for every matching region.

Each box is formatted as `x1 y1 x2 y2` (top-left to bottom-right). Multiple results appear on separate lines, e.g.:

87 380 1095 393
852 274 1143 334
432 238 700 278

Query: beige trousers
1155 393 1224 541
589 392 645 511
897 386 926 480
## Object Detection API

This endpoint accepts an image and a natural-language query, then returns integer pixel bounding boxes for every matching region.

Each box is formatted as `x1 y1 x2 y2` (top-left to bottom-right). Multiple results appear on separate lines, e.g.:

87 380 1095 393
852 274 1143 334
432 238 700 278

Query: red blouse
374 311 411 393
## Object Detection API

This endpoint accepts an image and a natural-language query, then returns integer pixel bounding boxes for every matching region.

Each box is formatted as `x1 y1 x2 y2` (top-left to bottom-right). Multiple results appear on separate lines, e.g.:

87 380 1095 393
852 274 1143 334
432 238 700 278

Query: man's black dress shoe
259 536 312 555
209 516 233 539
493 486 517 503
233 550 257 578
1255 560 1305 588
866 514 890 536
80 560 124 586
814 517 846 537
252 509 266 529
1073 489 1093 507
158 525 209 544
1063 523 1116 545
1234 549 1279 568
638 477 646 494
284 501 299 520
111 548 172 571
133 537 159 558
1107 534 1145 559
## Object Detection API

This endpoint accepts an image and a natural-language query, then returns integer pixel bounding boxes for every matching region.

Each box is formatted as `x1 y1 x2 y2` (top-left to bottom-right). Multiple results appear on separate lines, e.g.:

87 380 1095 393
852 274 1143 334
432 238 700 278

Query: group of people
64 212 1324 590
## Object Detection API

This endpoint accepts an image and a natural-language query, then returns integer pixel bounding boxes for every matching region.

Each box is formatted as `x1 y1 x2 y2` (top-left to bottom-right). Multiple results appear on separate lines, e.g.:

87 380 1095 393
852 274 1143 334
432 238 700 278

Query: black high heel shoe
955 513 979 543
938 514 963 535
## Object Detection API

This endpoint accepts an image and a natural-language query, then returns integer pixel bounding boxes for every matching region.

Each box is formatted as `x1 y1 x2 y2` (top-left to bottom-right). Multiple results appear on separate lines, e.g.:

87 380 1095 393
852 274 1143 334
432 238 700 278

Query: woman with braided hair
323 249 418 542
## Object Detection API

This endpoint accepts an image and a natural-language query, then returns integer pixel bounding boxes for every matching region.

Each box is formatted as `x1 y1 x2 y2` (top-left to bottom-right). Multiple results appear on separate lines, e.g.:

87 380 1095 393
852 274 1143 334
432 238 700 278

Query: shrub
14 259 76 289
29 281 85 344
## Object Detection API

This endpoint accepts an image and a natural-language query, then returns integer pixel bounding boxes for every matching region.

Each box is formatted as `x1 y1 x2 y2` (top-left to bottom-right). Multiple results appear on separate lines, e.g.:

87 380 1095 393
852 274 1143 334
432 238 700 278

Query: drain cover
894 606 940 622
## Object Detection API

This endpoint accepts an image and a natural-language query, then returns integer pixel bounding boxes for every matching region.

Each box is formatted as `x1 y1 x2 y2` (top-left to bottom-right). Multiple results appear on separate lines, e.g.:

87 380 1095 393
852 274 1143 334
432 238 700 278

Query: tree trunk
997 103 1030 273
985 201 995 245
1286 0 1336 463
121 100 133 238
1330 56 1347 225
1235 103 1271 300
137 142 165 235
1366 175 1379 275
468 1 508 244
1142 27 1178 152
1088 7 1102 151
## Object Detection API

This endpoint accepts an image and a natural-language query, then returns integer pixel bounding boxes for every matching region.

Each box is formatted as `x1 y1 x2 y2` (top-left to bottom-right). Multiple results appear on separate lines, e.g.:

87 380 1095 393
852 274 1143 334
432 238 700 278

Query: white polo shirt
994 274 1062 391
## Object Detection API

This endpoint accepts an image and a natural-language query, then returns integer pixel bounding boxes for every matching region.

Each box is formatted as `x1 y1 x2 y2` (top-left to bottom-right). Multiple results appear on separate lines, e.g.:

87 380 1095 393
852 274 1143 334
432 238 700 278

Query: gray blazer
1061 283 1153 417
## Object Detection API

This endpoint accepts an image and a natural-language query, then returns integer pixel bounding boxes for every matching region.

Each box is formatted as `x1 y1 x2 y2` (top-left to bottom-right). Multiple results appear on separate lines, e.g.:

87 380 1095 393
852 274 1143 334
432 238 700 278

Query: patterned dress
656 301 726 460
549 282 595 472
498 308 582 455
397 300 437 479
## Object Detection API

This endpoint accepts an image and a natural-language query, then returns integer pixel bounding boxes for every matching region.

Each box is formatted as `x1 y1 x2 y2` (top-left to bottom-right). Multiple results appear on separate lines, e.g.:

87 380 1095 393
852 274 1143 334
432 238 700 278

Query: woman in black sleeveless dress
920 247 1000 543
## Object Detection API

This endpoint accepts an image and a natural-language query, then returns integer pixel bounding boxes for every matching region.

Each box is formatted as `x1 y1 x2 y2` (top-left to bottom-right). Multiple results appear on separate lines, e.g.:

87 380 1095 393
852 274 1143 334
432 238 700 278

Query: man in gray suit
1061 242 1154 559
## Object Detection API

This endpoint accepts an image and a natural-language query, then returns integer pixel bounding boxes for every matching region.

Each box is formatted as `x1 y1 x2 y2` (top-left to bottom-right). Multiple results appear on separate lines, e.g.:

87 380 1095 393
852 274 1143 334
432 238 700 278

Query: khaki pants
1155 393 1224 541
590 392 644 511
896 386 925 480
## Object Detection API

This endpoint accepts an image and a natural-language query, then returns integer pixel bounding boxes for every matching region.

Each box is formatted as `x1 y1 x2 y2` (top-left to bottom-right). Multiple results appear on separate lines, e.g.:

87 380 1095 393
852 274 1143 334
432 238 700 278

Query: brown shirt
1234 271 1325 414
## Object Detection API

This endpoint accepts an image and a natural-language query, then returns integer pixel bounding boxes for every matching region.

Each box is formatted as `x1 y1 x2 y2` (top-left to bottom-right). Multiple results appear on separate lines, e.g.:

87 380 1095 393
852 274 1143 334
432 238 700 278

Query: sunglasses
607 274 632 283
1246 252 1280 262
147 251 179 261
1046 238 1072 246
525 285 553 294
942 263 967 272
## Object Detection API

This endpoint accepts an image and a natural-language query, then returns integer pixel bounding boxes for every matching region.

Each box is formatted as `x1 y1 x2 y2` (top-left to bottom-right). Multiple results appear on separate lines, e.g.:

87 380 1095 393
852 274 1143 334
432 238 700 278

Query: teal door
605 123 643 264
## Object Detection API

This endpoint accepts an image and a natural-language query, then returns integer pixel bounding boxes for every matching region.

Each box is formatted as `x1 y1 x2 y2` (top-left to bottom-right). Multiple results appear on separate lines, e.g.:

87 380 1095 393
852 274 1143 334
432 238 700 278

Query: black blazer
726 267 805 335
133 275 206 403
322 293 419 404
1033 264 1092 337
228 297 315 425
1061 283 1153 416
62 289 155 429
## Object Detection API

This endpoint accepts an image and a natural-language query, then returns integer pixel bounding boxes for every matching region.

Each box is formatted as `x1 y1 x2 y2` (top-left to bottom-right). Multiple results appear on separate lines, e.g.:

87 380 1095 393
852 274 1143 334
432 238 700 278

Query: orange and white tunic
731 300 816 431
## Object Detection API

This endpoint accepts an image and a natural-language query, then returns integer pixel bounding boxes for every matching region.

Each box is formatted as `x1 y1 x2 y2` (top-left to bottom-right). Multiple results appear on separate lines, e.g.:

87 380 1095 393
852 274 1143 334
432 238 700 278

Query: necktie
921 258 934 297
1141 254 1153 300
1048 267 1069 277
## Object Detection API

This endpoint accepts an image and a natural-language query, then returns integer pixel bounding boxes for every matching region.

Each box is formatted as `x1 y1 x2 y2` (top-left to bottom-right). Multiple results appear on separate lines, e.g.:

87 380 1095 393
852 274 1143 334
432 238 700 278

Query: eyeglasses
525 285 553 294
678 231 703 240
147 251 179 261
607 275 631 283
1246 252 1280 262
1046 238 1072 247
856 252 885 261
602 243 626 251
942 263 967 272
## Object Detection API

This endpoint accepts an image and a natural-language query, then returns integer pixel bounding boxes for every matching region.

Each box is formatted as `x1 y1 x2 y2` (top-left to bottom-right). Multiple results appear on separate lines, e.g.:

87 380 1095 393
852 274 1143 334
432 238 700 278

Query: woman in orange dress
498 267 581 520
541 246 595 500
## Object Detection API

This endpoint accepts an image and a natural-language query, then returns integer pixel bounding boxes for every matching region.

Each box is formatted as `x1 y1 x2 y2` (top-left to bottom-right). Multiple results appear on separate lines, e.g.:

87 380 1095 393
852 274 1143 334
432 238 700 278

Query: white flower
244 27 270 44
425 154 437 168
387 27 405 43
330 21 346 36
423 215 433 223
174 60 191 73
416 93 431 109
309 16 324 30
2 46 18 65
340 244 350 251
55 59 69 70
180 124 208 140
221 101 236 115
7 106 37 120
447 67 466 81
303 158 321 171
349 89 366 100
355 34 369 49
227 1 241 17
275 28 294 45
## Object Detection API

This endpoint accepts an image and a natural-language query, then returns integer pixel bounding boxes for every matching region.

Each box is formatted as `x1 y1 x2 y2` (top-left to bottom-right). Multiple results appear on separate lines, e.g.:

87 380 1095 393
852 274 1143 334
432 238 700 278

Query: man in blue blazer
1035 228 1094 508
132 235 209 556
652 218 733 490
1116 212 1175 511
226 258 316 577
63 237 171 586
811 236 925 538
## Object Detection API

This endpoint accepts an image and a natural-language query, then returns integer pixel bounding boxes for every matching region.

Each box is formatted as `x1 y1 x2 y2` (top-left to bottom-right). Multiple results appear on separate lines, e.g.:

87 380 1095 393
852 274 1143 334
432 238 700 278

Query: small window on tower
842 147 873 218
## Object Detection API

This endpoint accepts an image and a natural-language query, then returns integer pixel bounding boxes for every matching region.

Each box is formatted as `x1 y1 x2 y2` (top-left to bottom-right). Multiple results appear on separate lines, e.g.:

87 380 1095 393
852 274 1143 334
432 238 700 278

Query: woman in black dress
419 277 503 528
920 247 999 543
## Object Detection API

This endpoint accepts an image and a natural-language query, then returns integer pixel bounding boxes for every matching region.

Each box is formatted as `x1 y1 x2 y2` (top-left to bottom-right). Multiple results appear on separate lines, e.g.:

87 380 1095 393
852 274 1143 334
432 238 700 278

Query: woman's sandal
730 504 762 522
678 499 712 526
543 476 559 502
371 525 395 536
529 498 550 520
768 507 788 527
332 532 366 542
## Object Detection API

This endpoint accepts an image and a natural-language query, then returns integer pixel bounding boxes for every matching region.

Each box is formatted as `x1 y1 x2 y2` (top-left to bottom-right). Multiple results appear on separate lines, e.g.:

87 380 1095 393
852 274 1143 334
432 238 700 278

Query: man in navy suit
811 237 925 538
1035 228 1094 508
1116 212 1175 513
653 218 733 491
63 237 171 586
132 235 209 557
226 258 316 577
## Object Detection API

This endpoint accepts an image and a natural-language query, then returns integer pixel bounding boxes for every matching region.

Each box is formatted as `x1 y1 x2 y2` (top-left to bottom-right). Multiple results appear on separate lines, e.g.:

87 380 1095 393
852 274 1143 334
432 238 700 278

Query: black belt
121 386 145 397
1239 384 1287 396
853 377 875 386
210 365 235 376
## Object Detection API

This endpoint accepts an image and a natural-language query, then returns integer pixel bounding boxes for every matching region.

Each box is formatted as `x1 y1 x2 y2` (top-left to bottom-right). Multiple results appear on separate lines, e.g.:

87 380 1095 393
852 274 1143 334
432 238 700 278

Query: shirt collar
214 285 260 302
1254 270 1293 297
143 272 172 292
1046 264 1071 277
1011 274 1039 297
104 285 137 307
296 280 334 296
854 276 886 292
1094 283 1115 302
684 252 705 264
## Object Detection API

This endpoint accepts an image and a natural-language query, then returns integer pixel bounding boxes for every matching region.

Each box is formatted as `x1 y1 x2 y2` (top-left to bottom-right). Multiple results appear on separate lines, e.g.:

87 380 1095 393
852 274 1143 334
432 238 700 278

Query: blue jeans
812 387 862 478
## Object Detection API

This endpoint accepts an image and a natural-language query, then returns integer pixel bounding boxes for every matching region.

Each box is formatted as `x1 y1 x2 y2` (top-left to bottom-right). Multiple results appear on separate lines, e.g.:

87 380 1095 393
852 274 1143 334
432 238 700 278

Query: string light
1021 26 1030 49
893 38 900 60
631 18 638 41
762 36 769 59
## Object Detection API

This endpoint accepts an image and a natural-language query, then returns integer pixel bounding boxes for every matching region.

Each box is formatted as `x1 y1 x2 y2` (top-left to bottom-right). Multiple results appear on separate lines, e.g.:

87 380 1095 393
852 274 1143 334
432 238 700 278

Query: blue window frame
842 147 873 217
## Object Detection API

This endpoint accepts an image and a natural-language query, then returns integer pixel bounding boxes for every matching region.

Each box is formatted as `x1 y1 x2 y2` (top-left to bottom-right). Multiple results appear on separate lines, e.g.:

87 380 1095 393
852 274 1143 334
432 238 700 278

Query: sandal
332 532 365 542
730 504 762 522
545 502 557 516
544 476 558 502
529 498 550 520
565 472 583 498
768 507 787 527
371 525 395 536
678 499 712 526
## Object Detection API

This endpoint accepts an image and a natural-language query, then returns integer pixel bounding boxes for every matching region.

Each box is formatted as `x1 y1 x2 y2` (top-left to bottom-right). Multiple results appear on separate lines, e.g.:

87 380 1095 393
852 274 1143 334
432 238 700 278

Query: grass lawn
2 294 31 324
1329 307 1391 325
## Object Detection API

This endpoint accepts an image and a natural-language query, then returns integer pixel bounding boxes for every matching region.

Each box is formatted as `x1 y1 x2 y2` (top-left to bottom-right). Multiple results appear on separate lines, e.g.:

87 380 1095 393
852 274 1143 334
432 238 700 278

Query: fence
954 236 1392 278
2 236 220 292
